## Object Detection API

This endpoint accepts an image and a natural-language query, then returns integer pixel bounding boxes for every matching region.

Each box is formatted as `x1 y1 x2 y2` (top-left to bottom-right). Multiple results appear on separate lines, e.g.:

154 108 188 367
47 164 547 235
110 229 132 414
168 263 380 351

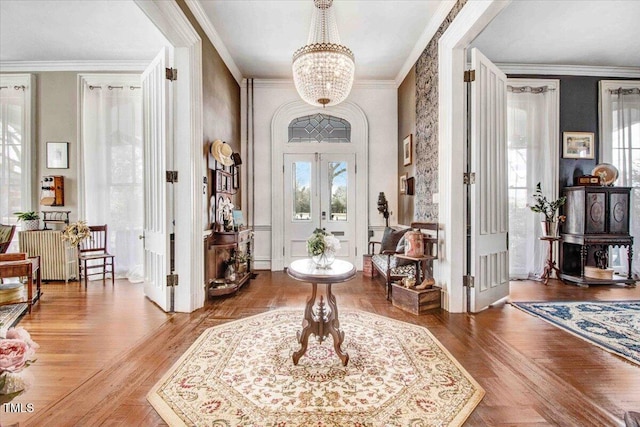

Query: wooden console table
287 259 356 366
0 253 42 313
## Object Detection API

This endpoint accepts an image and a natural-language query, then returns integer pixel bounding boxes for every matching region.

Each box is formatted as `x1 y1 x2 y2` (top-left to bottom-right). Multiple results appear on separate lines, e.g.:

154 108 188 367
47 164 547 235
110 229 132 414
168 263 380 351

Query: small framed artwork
406 177 415 195
46 142 69 169
400 173 407 194
403 134 412 166
232 165 239 189
563 132 594 159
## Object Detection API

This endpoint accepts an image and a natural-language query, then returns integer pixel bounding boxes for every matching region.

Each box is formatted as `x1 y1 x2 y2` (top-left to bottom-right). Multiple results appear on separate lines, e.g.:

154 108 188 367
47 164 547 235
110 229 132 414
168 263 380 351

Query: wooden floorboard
1 272 639 426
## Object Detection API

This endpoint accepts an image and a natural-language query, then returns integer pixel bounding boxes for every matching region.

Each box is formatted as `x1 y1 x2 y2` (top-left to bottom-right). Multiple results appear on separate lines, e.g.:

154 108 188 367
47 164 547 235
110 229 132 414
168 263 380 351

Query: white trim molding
0 60 150 72
135 0 204 313
271 100 369 271
497 63 640 79
183 0 243 84
395 0 457 87
438 0 511 313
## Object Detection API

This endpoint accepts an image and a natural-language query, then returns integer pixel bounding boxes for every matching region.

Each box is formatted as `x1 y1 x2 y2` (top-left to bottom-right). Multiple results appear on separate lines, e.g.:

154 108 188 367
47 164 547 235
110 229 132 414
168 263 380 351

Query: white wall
243 80 398 270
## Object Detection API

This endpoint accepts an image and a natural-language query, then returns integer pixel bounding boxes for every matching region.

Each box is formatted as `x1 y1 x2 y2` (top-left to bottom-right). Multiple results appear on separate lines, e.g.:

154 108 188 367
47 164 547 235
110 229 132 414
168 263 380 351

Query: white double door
283 153 356 265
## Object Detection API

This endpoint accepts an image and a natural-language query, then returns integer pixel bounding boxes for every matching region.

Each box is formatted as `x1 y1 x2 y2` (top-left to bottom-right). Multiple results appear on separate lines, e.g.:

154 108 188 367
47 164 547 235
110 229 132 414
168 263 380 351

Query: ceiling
1 0 639 79
470 0 640 68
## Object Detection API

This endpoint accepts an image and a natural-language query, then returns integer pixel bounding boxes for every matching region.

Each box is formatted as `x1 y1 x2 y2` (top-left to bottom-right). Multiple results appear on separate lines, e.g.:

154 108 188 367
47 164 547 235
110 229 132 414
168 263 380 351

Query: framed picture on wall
406 177 415 195
403 134 412 166
46 142 69 169
400 173 407 194
563 132 594 159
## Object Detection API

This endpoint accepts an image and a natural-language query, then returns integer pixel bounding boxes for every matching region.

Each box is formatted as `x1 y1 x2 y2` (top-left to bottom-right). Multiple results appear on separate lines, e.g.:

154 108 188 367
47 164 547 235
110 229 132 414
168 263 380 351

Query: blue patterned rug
512 301 640 365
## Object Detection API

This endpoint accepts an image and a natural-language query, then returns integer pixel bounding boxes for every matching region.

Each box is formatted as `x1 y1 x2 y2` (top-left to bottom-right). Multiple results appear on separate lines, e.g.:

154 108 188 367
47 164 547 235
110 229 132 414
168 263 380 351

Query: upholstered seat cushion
371 254 416 277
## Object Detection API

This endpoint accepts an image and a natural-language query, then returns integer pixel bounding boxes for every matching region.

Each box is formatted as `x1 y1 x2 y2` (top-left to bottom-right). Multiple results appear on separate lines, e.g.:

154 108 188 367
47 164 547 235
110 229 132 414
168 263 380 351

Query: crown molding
498 63 640 78
0 60 149 72
245 78 396 90
394 0 457 87
183 0 243 84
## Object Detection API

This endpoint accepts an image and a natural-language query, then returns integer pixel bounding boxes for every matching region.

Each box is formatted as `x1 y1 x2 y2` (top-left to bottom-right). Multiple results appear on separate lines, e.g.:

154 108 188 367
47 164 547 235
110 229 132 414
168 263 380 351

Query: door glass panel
293 162 311 221
328 161 347 221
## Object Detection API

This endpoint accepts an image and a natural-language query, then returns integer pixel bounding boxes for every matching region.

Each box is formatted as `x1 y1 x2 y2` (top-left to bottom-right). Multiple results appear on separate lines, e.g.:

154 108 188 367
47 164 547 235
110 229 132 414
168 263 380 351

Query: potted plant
528 183 567 237
14 211 40 231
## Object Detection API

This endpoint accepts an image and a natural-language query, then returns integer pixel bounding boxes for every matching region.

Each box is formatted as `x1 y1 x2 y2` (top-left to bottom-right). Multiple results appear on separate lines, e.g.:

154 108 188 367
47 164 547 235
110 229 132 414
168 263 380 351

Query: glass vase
311 251 336 269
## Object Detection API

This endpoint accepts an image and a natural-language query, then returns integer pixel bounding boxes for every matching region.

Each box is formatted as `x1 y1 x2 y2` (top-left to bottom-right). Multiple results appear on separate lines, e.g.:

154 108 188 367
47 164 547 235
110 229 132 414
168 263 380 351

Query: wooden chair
0 224 16 254
78 225 115 288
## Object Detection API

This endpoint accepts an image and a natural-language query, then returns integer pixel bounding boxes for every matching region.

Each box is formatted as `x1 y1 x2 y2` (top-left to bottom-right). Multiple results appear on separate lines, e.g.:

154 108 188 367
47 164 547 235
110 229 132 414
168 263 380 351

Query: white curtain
0 84 26 253
81 78 143 282
507 82 559 279
610 88 640 276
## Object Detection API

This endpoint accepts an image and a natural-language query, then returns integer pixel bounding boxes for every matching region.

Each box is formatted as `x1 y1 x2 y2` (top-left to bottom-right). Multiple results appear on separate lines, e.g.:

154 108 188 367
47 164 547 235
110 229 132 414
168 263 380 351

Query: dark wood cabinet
204 228 253 298
559 186 635 286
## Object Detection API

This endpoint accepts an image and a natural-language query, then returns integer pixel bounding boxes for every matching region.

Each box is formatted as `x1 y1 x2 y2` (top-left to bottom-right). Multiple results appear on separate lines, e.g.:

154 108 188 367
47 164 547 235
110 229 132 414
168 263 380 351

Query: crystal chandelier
292 0 355 107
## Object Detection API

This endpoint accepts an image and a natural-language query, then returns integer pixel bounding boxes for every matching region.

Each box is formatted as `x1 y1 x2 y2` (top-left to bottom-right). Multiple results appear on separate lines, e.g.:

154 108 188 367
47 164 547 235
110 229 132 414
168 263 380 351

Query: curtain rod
609 88 640 95
88 85 141 90
0 85 26 90
507 85 555 93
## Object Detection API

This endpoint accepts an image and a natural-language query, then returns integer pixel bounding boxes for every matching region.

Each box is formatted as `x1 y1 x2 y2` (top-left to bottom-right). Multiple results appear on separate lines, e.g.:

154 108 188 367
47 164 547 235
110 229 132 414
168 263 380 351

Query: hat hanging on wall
211 139 234 166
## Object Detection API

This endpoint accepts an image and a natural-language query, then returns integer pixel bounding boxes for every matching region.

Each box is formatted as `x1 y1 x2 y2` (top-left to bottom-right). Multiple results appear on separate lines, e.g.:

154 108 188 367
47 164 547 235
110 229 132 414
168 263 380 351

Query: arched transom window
288 113 351 143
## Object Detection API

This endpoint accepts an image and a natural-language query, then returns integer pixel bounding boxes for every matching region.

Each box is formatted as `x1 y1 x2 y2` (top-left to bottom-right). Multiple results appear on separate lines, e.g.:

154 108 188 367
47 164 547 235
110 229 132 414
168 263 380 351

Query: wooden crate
391 283 440 314
362 254 378 278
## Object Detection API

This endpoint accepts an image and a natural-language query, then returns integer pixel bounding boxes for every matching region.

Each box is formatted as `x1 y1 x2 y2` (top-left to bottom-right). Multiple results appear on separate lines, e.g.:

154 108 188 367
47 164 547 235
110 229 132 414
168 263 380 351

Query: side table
287 259 356 366
540 236 561 285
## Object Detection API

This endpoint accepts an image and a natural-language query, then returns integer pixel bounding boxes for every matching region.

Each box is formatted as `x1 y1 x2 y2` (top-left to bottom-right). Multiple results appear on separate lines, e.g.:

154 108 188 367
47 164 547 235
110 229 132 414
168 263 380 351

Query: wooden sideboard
559 186 635 286
204 228 253 298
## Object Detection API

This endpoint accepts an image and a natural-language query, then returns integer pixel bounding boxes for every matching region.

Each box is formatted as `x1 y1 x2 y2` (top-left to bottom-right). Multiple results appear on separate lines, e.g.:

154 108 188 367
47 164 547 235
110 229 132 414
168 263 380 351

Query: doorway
270 101 369 271
283 153 356 265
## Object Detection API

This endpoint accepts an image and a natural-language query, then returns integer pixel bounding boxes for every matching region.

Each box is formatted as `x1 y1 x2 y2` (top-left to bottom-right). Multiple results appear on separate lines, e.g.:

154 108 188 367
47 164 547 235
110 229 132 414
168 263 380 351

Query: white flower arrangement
61 220 91 247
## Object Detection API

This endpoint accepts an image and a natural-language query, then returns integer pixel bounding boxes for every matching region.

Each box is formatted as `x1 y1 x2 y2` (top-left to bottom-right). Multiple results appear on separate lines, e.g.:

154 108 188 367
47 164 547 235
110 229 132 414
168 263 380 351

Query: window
506 80 559 279
599 80 640 276
288 113 351 143
0 75 34 251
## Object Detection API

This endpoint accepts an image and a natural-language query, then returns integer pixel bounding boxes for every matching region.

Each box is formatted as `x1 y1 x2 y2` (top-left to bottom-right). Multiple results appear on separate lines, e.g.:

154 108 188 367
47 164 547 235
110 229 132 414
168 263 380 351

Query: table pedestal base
293 282 349 366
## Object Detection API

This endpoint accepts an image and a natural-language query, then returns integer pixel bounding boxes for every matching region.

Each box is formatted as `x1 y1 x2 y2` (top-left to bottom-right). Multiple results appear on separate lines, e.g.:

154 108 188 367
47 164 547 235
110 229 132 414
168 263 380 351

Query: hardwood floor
2 273 639 426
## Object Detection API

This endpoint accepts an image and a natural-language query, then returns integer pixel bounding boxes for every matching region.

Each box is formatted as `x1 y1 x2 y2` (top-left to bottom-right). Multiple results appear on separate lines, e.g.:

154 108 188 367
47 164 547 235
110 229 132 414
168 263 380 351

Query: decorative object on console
217 197 234 232
528 182 566 238
574 175 601 186
292 0 355 107
562 131 594 159
592 163 619 186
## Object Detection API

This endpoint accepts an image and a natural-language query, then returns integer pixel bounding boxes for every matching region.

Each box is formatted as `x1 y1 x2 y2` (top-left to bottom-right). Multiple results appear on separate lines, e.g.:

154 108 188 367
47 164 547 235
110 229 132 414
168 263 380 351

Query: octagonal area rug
148 310 484 426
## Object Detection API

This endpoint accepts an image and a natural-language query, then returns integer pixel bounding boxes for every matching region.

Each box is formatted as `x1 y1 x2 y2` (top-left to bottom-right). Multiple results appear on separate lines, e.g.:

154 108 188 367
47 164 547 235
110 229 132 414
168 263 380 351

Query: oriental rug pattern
148 309 484 426
512 301 640 365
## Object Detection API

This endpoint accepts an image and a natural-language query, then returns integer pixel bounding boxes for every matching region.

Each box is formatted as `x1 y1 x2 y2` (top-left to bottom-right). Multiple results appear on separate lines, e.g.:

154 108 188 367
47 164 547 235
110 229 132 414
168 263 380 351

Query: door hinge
283 165 285 173
167 274 179 287
463 172 476 185
463 275 475 288
166 171 178 183
283 247 285 256
165 67 178 81
464 69 476 82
